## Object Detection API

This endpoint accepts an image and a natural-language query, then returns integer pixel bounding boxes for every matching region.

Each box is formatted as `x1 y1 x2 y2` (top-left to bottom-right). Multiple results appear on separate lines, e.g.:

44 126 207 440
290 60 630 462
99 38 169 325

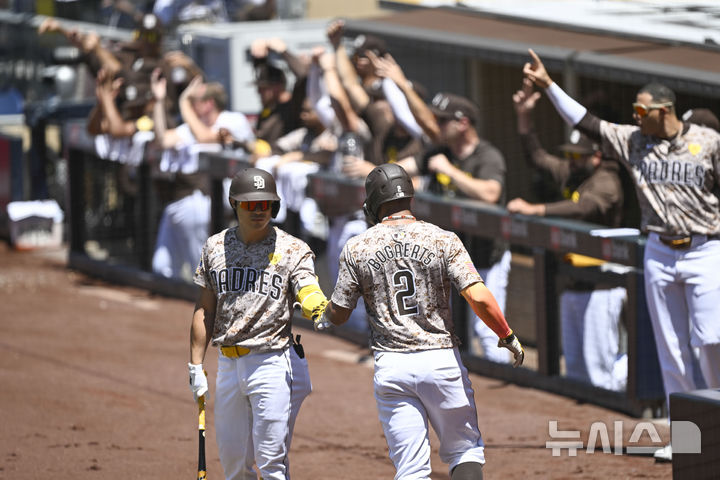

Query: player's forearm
461 282 512 339
335 44 369 112
324 301 352 326
153 99 171 147
99 93 136 137
544 82 587 127
449 170 502 204
190 308 214 365
190 288 216 364
180 99 216 143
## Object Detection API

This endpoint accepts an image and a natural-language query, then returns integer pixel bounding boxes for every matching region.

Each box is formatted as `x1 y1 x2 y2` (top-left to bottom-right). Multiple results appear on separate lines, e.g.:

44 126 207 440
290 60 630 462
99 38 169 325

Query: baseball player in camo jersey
188 167 328 479
316 163 524 480
524 49 720 461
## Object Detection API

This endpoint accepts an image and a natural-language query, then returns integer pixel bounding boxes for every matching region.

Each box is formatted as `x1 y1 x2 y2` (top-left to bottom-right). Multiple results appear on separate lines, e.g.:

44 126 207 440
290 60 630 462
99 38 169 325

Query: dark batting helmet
363 163 414 225
229 168 281 218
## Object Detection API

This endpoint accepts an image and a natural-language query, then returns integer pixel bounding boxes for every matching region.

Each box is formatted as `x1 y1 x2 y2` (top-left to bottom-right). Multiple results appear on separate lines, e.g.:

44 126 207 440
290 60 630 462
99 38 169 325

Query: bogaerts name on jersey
367 242 436 271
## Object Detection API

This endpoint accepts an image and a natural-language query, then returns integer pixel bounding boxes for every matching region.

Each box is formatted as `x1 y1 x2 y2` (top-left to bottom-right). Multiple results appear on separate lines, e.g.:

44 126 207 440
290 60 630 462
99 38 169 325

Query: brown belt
658 234 720 250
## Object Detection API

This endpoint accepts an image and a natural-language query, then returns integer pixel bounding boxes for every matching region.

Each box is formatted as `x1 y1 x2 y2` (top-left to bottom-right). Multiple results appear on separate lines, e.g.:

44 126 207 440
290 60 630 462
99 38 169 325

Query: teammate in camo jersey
524 49 720 462
188 168 329 480
317 163 524 480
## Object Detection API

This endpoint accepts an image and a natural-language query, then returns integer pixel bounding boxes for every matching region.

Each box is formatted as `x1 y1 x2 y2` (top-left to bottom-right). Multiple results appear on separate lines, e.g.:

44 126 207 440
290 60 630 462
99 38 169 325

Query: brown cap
428 92 479 125
559 130 598 155
682 108 720 132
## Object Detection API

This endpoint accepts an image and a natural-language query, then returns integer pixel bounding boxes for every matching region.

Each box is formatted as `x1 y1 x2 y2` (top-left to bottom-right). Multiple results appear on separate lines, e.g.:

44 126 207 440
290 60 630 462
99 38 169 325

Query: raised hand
266 37 288 54
180 75 204 103
250 38 269 59
512 78 542 115
523 49 553 89
326 19 345 49
150 67 167 100
366 51 407 87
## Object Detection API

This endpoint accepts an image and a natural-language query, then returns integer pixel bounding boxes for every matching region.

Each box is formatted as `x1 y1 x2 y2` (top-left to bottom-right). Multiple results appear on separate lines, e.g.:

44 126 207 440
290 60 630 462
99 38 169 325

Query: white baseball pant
152 189 210 281
214 347 311 480
644 233 720 412
373 347 485 480
469 250 512 363
561 286 627 391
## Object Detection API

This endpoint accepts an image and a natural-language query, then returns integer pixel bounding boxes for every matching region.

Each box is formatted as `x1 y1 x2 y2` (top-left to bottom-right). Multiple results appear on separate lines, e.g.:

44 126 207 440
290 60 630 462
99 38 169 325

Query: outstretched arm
523 49 588 127
39 18 122 76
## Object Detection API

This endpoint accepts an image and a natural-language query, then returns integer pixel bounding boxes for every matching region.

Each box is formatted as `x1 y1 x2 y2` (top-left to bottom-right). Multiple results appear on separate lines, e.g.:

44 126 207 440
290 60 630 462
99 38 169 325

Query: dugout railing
62 130 663 416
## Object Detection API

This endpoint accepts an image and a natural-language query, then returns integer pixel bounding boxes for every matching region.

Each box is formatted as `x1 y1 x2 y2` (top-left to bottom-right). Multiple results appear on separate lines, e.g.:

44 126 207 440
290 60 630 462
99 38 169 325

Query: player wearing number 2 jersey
317 163 524 480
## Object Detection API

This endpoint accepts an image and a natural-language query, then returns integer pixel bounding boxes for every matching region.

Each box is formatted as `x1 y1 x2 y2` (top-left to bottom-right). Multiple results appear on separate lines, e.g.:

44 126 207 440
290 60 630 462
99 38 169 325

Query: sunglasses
239 200 271 212
632 102 673 117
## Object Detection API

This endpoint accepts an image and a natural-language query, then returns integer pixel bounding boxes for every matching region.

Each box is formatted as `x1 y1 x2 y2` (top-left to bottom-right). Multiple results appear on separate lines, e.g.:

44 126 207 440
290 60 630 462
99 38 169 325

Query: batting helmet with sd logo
229 168 281 218
363 163 414 225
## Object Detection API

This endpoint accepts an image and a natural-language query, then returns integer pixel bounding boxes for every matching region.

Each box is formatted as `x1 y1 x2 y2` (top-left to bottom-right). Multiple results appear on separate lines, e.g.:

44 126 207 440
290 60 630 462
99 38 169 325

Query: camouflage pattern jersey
194 226 317 351
331 220 483 352
600 121 720 235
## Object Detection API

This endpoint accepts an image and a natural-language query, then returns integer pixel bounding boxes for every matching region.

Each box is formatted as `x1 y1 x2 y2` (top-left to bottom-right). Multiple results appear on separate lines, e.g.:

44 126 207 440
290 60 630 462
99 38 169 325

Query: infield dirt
0 243 671 479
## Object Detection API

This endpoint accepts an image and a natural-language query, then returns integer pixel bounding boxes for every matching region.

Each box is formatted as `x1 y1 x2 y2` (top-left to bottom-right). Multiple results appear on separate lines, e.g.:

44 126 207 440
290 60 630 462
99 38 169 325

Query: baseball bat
197 394 207 480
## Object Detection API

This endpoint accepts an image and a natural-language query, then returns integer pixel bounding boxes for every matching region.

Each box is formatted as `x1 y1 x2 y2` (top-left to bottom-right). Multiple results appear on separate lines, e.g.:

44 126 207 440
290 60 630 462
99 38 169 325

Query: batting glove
498 332 525 368
188 363 209 402
312 300 331 331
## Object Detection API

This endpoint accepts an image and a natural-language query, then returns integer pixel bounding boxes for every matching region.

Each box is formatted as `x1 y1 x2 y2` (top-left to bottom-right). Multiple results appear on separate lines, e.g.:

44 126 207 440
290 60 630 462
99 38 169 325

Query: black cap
428 92 479 125
254 64 286 87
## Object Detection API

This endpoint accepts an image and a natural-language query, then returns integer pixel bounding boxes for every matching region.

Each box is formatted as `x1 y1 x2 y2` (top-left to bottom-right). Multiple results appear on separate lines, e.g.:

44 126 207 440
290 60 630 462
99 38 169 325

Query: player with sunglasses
189 167 329 479
524 49 720 462
507 78 627 392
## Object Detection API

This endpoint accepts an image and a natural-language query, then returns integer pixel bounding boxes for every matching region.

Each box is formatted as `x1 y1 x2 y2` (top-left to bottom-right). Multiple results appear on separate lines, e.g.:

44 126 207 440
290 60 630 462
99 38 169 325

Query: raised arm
151 68 181 149
513 78 568 181
368 51 439 142
327 20 370 114
523 49 601 140
95 69 137 138
265 37 310 80
178 76 219 144
39 18 122 76
319 51 360 133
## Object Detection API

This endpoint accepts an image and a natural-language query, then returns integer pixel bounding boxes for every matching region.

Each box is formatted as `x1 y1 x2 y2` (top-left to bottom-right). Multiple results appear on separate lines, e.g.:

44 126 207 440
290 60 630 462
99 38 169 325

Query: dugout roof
345 5 720 97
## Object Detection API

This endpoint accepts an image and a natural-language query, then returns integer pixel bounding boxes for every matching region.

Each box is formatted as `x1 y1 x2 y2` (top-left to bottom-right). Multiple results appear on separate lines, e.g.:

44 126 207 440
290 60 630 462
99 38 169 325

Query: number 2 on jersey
393 270 419 316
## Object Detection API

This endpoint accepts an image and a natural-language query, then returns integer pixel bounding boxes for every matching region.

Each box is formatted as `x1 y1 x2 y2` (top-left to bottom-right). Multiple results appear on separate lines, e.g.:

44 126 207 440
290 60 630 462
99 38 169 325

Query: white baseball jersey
331 221 483 352
194 226 317 350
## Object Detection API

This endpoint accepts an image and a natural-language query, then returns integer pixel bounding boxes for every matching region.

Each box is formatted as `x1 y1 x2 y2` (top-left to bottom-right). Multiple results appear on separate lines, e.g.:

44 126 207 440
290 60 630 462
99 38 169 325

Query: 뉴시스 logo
546 420 701 456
